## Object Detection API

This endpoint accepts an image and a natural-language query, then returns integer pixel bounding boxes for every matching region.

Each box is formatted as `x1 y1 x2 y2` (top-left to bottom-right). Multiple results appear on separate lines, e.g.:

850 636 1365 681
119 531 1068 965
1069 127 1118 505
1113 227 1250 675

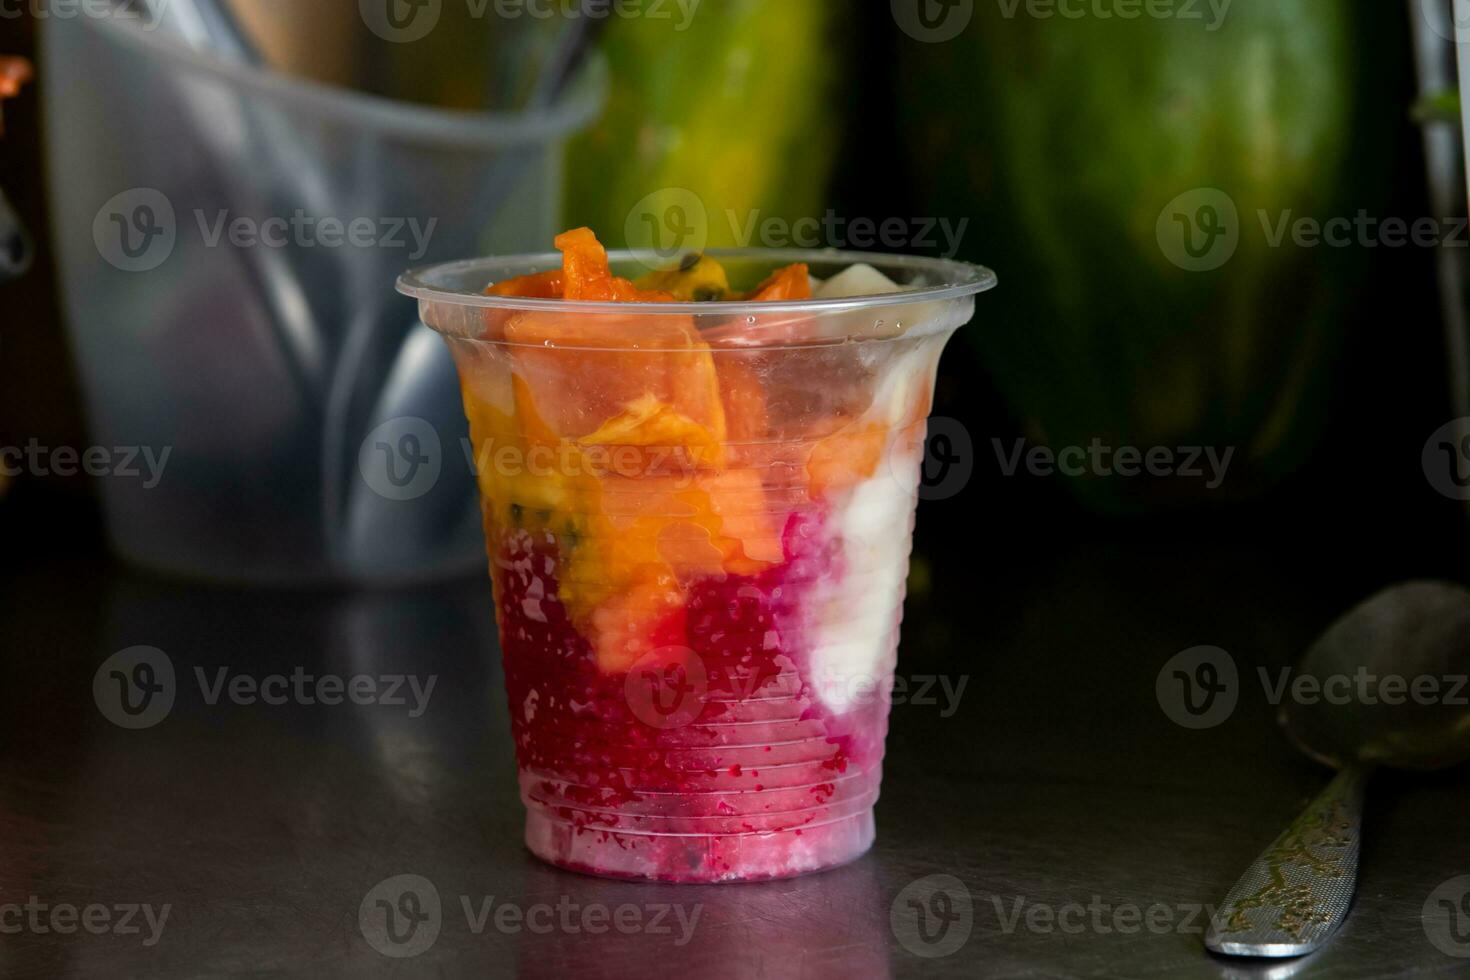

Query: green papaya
900 2 1402 512
565 0 844 251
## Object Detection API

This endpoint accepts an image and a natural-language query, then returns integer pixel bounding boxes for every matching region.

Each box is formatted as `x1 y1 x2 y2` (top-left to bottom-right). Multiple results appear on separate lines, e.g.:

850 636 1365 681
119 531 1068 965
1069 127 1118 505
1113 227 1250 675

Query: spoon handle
1205 767 1369 958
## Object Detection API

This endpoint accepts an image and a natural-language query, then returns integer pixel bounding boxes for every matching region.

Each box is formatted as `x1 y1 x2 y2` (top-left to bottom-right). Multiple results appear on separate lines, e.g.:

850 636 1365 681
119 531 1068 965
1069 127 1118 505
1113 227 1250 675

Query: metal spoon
1206 580 1470 958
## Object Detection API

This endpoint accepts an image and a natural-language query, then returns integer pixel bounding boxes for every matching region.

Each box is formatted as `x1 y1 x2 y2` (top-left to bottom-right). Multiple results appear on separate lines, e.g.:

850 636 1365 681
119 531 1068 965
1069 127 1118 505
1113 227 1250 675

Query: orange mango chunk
487 269 563 299
702 468 785 567
556 227 674 303
746 263 812 301
807 422 889 500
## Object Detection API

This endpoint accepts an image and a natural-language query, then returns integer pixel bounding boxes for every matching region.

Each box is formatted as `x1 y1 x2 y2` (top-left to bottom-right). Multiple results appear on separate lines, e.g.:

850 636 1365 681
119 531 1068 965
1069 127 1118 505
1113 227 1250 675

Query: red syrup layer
491 510 891 881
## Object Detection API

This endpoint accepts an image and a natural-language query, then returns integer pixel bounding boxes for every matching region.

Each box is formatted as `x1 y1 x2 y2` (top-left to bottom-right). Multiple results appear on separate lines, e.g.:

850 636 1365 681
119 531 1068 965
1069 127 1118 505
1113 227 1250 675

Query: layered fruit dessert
450 229 963 882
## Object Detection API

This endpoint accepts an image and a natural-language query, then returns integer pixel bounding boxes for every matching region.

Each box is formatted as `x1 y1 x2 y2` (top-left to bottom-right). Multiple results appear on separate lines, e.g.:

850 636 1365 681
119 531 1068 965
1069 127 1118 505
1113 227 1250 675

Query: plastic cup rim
397 247 997 333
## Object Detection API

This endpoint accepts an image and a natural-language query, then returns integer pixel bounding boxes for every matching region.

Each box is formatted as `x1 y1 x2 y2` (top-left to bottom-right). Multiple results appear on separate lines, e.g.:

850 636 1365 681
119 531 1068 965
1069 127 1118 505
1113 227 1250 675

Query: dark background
2 5 1464 592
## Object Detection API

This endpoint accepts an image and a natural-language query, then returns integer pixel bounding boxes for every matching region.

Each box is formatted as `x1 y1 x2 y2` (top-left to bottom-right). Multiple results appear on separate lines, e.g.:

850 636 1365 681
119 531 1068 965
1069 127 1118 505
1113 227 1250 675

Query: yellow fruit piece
579 393 725 470
635 254 733 302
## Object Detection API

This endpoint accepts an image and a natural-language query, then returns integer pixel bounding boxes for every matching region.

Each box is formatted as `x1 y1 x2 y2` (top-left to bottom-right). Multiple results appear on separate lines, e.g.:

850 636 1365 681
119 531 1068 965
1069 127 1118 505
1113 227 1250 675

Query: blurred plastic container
42 11 603 584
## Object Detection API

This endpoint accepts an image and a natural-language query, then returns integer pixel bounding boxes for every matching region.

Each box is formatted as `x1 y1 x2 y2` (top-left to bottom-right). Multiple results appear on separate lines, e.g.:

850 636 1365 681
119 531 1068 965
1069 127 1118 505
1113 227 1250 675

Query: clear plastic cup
399 249 995 882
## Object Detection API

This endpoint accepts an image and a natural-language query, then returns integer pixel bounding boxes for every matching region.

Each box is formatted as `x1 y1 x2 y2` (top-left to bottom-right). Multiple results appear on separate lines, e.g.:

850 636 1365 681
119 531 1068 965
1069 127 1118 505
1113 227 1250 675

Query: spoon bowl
1284 580 1470 772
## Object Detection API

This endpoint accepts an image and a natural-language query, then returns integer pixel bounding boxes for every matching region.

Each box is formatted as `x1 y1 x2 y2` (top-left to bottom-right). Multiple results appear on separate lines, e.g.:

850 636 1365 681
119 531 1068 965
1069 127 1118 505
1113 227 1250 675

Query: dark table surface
3 486 1469 980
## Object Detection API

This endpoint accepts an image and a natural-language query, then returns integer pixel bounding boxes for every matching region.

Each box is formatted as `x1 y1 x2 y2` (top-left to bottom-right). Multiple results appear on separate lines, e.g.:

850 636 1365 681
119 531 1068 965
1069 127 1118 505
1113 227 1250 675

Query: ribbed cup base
523 807 876 883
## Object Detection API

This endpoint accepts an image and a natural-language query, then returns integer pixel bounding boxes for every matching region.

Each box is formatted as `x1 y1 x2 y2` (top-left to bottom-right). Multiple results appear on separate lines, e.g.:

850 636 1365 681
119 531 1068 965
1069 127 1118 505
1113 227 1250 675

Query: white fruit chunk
814 263 904 299
805 350 933 714
807 468 917 713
